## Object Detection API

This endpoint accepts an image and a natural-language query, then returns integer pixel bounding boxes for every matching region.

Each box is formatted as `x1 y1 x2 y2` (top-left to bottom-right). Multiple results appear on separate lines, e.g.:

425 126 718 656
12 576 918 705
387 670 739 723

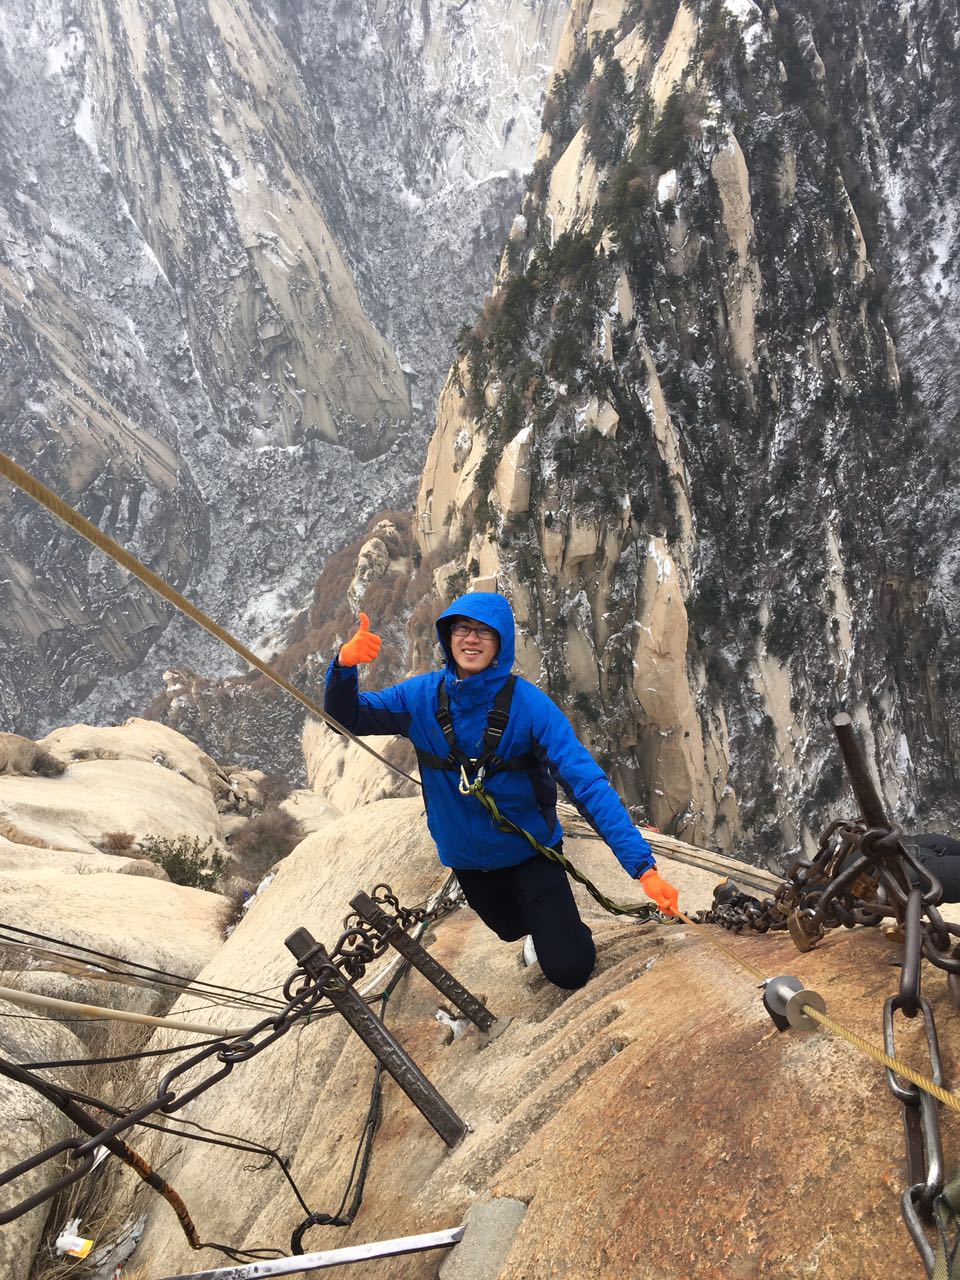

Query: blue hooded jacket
324 591 654 877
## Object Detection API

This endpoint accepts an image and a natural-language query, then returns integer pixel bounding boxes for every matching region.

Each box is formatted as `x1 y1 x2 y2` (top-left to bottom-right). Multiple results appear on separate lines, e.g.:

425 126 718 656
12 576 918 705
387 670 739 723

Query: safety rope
288 890 453 1252
0 939 280 1015
677 909 960 1271
60 1082 315 1219
677 910 766 982
22 1036 226 1071
10 450 951 1113
0 985 254 1037
801 1004 960 1116
460 774 663 920
0 450 418 787
0 450 692 930
675 909 960 1116
0 921 287 1010
3 1058 283 1263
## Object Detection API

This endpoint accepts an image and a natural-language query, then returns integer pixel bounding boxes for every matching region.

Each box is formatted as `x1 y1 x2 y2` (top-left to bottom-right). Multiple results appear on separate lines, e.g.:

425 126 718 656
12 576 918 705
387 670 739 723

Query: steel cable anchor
760 975 826 1032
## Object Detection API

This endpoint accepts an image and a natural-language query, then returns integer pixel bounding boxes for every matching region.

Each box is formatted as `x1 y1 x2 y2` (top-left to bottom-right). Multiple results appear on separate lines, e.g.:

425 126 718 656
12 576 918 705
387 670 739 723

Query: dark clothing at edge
910 833 960 900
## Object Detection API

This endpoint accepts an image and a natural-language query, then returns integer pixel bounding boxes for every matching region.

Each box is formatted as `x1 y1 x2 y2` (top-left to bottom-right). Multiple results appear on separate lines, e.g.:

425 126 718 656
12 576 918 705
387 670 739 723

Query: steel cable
0 922 287 1010
0 449 418 787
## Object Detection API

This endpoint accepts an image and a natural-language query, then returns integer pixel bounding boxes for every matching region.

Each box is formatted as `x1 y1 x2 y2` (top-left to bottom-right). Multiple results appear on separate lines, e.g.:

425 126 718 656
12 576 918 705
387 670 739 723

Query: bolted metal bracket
286 927 469 1148
349 892 496 1031
761 974 826 1032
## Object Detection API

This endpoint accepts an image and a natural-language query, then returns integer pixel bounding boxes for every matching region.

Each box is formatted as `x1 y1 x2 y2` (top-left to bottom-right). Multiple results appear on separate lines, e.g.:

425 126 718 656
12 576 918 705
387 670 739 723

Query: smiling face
449 616 500 678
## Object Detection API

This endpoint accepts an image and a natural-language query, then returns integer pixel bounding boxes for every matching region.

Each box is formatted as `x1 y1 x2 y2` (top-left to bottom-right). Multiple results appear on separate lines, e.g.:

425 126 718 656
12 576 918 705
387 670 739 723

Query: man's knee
538 935 596 990
490 922 526 942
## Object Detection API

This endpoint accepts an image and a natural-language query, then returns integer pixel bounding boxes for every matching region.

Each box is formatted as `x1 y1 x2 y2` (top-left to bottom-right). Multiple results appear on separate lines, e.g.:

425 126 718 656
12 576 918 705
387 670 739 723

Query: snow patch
648 539 673 584
657 170 678 205
215 152 249 193
73 96 99 159
895 733 913 775
46 30 84 78
722 0 765 56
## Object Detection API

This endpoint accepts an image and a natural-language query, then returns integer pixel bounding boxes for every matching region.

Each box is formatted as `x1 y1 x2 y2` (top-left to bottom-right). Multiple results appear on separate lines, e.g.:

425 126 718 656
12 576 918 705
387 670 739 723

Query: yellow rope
464 776 662 920
677 910 767 982
0 450 417 785
675 910 960 1112
801 1004 960 1114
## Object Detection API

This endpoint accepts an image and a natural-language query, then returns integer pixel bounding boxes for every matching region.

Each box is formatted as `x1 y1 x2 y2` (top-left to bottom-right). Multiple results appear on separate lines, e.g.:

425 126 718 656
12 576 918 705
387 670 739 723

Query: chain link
0 881 463 1226
698 815 960 1276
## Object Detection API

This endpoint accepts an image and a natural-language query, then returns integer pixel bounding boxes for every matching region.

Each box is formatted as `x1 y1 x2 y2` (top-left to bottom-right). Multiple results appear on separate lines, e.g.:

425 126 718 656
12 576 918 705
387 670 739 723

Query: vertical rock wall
416 0 960 861
0 0 569 736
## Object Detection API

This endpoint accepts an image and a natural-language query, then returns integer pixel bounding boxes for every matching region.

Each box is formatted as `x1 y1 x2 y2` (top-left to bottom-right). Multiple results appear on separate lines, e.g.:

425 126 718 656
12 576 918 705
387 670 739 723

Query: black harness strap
415 676 538 778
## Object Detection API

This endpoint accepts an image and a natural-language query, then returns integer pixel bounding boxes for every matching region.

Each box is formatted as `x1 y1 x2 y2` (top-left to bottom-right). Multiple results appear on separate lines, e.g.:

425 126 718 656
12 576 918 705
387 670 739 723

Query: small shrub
444 569 470 600
584 57 629 166
140 835 225 890
71 746 120 762
258 773 292 806
230 806 303 882
99 831 136 855
809 760 846 808
542 44 592 153
764 600 801 663
31 749 67 777
647 86 694 170
217 884 250 938
572 691 599 724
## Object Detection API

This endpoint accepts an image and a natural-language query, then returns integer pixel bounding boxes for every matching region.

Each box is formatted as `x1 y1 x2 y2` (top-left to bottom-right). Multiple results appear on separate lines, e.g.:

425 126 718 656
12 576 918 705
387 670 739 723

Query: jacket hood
436 592 516 699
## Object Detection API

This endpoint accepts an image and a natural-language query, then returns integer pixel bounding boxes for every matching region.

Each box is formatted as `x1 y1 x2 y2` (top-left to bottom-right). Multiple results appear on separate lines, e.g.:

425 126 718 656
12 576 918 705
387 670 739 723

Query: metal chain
0 881 463 1230
697 796 960 1275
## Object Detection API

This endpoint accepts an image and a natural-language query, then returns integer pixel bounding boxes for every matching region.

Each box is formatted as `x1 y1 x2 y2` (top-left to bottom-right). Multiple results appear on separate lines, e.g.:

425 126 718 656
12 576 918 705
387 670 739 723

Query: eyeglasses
450 623 498 642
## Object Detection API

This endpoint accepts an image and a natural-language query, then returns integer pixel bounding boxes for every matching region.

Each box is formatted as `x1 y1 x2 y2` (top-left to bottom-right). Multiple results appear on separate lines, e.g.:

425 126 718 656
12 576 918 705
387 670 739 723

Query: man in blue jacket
325 590 679 990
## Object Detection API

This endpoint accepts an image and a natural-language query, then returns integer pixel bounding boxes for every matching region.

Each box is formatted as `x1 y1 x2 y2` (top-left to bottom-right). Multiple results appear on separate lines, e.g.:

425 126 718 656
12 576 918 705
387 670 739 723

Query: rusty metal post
831 712 911 896
349 892 495 1031
831 712 891 828
285 929 468 1148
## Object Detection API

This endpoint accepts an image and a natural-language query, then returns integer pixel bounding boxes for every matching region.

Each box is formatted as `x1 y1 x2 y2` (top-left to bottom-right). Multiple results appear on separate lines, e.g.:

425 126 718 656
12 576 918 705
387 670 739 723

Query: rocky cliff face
0 0 567 735
416 0 960 862
120 775 954 1280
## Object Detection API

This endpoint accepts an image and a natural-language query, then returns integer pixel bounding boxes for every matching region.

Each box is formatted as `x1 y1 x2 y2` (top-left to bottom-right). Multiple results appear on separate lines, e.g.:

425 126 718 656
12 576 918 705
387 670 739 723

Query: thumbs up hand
338 613 382 667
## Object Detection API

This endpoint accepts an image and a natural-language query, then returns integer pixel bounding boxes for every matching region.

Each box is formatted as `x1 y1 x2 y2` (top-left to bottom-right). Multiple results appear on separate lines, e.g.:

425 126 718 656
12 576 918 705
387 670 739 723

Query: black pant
453 852 596 990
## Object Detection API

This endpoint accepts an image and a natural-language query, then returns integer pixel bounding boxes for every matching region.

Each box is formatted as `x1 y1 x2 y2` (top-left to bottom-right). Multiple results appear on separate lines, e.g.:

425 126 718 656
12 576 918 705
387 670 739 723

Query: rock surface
0 717 238 1271
0 1006 93 1280
0 872 225 989
128 795 943 1279
0 719 227 854
302 718 420 812
414 0 960 868
0 0 568 735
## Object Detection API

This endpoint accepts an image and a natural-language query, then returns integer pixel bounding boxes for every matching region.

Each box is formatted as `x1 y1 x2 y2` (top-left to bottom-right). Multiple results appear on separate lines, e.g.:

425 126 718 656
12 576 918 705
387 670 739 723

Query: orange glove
338 613 382 667
639 867 680 917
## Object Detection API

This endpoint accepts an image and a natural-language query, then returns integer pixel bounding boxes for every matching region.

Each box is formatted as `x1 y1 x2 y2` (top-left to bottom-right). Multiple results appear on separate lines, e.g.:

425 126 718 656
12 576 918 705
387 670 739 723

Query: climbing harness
460 772 663 921
413 675 537 779
0 449 667 925
414 676 665 920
